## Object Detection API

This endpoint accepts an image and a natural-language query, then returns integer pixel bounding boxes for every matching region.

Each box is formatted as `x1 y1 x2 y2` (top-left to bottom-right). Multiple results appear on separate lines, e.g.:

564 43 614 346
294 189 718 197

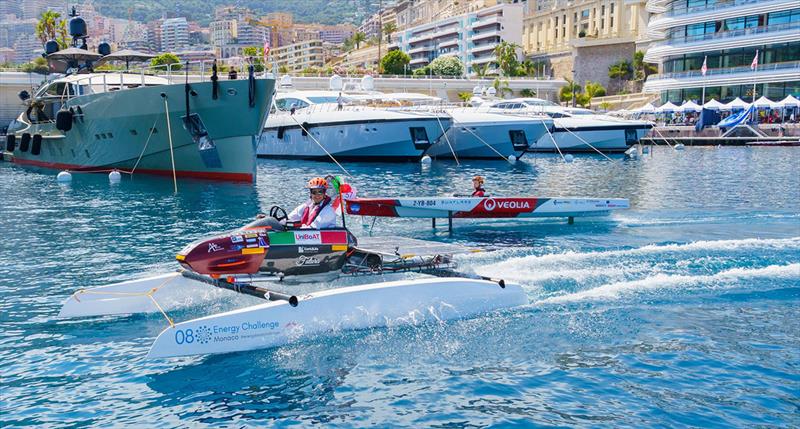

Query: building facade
390 2 524 75
271 39 326 72
643 0 800 103
160 18 189 52
522 0 649 88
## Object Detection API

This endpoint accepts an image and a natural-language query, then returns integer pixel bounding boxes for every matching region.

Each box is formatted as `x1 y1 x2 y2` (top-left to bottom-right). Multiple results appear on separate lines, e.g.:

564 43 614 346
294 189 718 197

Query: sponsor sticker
298 246 319 253
331 244 348 251
350 203 360 213
230 235 243 243
208 243 224 252
242 247 265 255
294 231 321 244
296 255 320 266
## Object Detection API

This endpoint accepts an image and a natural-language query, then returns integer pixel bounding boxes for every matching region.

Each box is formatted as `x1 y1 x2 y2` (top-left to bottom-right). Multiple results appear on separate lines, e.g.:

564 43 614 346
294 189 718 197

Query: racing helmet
306 177 328 190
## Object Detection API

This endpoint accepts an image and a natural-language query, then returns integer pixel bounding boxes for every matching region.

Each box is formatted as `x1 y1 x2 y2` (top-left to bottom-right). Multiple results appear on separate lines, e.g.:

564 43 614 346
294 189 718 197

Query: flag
750 50 758 70
700 56 707 76
263 40 270 62
327 176 356 213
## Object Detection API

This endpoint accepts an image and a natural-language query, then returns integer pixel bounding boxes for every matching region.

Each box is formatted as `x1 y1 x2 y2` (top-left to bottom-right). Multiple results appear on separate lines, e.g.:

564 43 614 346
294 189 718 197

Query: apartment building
522 0 649 88
271 39 326 72
161 17 189 52
643 0 800 103
390 2 524 75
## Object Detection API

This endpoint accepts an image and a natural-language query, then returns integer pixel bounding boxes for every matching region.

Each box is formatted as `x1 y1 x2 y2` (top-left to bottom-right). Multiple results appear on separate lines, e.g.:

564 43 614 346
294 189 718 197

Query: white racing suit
287 197 338 229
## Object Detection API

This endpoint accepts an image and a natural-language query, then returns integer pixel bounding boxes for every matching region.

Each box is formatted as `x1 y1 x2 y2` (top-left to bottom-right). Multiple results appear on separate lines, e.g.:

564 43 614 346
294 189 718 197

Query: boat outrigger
346 196 630 230
59 210 526 358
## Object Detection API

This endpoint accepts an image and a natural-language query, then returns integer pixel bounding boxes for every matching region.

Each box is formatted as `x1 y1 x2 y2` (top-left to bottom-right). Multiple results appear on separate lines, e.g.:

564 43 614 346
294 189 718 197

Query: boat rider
471 175 486 197
287 177 338 229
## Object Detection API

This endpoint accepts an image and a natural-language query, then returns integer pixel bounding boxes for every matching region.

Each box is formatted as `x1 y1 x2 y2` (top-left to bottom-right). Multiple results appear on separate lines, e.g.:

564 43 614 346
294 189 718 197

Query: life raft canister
56 109 73 132
19 133 30 152
31 134 42 155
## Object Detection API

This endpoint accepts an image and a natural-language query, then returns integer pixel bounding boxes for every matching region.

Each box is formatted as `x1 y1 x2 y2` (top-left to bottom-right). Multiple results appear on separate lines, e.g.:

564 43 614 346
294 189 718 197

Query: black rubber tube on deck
179 269 299 307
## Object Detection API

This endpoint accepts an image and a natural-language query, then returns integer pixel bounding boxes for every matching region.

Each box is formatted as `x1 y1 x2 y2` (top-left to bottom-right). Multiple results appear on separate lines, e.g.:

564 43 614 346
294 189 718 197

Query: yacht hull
10 78 273 182
426 117 551 159
530 124 651 153
257 116 451 160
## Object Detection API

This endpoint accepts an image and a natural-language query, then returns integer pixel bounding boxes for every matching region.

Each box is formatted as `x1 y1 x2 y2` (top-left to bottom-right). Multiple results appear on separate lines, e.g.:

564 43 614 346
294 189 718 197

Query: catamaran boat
475 97 653 153
5 9 273 182
257 90 453 160
425 108 553 160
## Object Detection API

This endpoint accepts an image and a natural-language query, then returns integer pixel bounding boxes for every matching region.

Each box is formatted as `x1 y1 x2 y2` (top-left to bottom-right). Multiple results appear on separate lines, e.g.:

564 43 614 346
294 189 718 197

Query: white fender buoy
57 171 72 182
642 146 650 154
674 143 685 151
420 155 432 165
564 154 574 163
625 147 638 159
109 170 121 183
508 155 517 163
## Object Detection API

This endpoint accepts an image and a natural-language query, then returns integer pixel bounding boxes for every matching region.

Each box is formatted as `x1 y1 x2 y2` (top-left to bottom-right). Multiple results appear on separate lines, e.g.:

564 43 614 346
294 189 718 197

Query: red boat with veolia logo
345 196 630 219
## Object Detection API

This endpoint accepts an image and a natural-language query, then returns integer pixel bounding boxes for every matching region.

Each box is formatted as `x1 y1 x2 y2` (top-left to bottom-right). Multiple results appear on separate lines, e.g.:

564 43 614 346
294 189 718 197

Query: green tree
493 41 521 77
584 81 606 98
492 77 512 97
559 77 581 104
608 59 633 81
473 62 490 78
383 22 397 44
151 53 182 71
278 64 289 73
520 88 536 97
21 57 50 74
412 65 430 76
633 50 657 81
35 10 69 48
457 91 473 102
242 46 265 72
599 101 613 111
351 32 367 50
380 50 410 75
429 55 464 76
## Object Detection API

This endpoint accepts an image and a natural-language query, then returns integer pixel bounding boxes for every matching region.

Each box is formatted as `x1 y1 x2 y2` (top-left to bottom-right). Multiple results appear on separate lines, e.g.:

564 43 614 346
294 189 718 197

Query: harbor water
1 146 799 427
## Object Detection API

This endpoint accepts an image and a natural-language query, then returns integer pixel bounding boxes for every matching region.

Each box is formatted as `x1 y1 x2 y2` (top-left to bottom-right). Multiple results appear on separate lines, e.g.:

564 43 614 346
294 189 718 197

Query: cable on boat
557 126 618 162
542 122 567 162
651 127 676 149
458 122 515 164
69 274 178 327
435 114 460 165
128 117 160 175
289 114 352 178
162 95 178 193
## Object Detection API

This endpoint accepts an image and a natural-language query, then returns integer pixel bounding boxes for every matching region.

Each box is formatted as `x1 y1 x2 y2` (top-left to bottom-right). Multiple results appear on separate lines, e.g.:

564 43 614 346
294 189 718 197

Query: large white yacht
425 108 553 160
474 97 653 153
257 89 452 160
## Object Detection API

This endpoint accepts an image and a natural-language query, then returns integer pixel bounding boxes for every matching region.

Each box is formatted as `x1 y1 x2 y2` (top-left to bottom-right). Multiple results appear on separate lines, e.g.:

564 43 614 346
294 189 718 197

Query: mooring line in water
542 123 566 162
458 121 515 164
162 95 178 193
289 115 352 178
435 114 460 165
558 126 617 162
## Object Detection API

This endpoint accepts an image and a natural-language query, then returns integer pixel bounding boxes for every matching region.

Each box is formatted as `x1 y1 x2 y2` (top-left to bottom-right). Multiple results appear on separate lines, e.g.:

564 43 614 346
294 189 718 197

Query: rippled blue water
1 147 799 427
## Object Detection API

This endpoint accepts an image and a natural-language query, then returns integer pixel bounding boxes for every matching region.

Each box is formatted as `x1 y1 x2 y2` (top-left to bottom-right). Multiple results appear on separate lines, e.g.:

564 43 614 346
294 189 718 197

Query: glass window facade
661 80 800 103
662 42 800 73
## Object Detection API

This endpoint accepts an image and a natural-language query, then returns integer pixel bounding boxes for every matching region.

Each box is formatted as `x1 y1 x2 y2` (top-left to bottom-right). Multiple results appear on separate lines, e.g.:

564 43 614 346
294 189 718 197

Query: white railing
659 21 800 47
648 60 800 81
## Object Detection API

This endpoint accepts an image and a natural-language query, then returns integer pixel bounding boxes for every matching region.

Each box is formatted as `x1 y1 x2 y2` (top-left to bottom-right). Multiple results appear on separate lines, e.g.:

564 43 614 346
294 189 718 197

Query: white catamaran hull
147 277 527 358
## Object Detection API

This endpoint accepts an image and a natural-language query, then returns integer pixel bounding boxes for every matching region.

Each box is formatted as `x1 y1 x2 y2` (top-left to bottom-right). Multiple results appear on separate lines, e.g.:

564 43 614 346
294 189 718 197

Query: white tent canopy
703 99 725 110
779 94 800 108
678 100 702 112
656 101 679 112
635 102 656 113
724 97 750 110
753 96 780 109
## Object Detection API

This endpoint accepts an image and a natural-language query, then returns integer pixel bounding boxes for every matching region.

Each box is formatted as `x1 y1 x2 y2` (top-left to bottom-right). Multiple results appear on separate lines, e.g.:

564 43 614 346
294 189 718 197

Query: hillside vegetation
83 0 376 26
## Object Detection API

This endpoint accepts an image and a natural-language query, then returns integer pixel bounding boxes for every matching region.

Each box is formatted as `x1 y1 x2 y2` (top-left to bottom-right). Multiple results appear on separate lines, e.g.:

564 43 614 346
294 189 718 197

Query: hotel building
390 2 524 75
643 0 800 103
271 39 326 72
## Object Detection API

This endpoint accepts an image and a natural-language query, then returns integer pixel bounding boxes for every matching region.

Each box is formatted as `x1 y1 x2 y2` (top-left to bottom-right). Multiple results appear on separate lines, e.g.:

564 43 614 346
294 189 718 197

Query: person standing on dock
471 176 486 197
337 92 343 111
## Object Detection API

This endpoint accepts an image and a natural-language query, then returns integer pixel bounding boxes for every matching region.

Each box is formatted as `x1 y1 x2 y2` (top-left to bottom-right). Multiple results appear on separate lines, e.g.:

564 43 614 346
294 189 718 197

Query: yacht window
409 127 431 149
508 130 528 150
306 96 340 104
625 129 637 144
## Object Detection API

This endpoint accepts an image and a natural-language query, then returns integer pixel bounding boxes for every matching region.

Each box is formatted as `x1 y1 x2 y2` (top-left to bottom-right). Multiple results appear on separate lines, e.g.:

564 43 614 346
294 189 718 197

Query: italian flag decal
268 231 348 245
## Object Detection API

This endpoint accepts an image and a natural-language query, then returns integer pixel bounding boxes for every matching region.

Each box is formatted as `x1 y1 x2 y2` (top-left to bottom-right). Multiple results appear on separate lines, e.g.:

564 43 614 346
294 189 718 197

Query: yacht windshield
307 96 341 104
523 100 558 107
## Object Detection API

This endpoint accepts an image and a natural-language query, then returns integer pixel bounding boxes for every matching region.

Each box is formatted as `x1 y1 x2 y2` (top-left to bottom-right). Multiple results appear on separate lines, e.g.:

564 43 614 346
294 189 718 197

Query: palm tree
520 88 536 97
473 62 490 78
492 77 512 97
518 59 537 77
383 22 397 44
352 32 367 50
493 41 521 77
457 91 473 102
35 10 68 48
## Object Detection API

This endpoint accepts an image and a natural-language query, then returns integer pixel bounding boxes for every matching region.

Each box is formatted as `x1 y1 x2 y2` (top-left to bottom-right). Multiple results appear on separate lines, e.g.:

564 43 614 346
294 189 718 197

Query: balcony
408 45 434 55
408 33 433 44
438 39 460 49
430 26 460 39
648 0 797 36
470 43 497 54
471 15 501 29
471 28 501 42
470 55 497 65
409 57 431 65
644 21 800 62
644 60 800 92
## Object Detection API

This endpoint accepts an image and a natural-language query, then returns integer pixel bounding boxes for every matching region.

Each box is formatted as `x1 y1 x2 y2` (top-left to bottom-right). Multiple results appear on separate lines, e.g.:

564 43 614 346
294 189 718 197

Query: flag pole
701 55 707 105
752 49 758 103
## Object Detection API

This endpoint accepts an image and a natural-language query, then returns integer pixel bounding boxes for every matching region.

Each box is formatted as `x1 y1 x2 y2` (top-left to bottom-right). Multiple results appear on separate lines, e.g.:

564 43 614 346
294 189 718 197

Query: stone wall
573 41 634 94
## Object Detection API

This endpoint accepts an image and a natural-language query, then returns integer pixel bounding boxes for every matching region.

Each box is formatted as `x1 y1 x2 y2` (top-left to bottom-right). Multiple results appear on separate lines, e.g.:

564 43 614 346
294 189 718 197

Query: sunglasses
310 189 326 195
